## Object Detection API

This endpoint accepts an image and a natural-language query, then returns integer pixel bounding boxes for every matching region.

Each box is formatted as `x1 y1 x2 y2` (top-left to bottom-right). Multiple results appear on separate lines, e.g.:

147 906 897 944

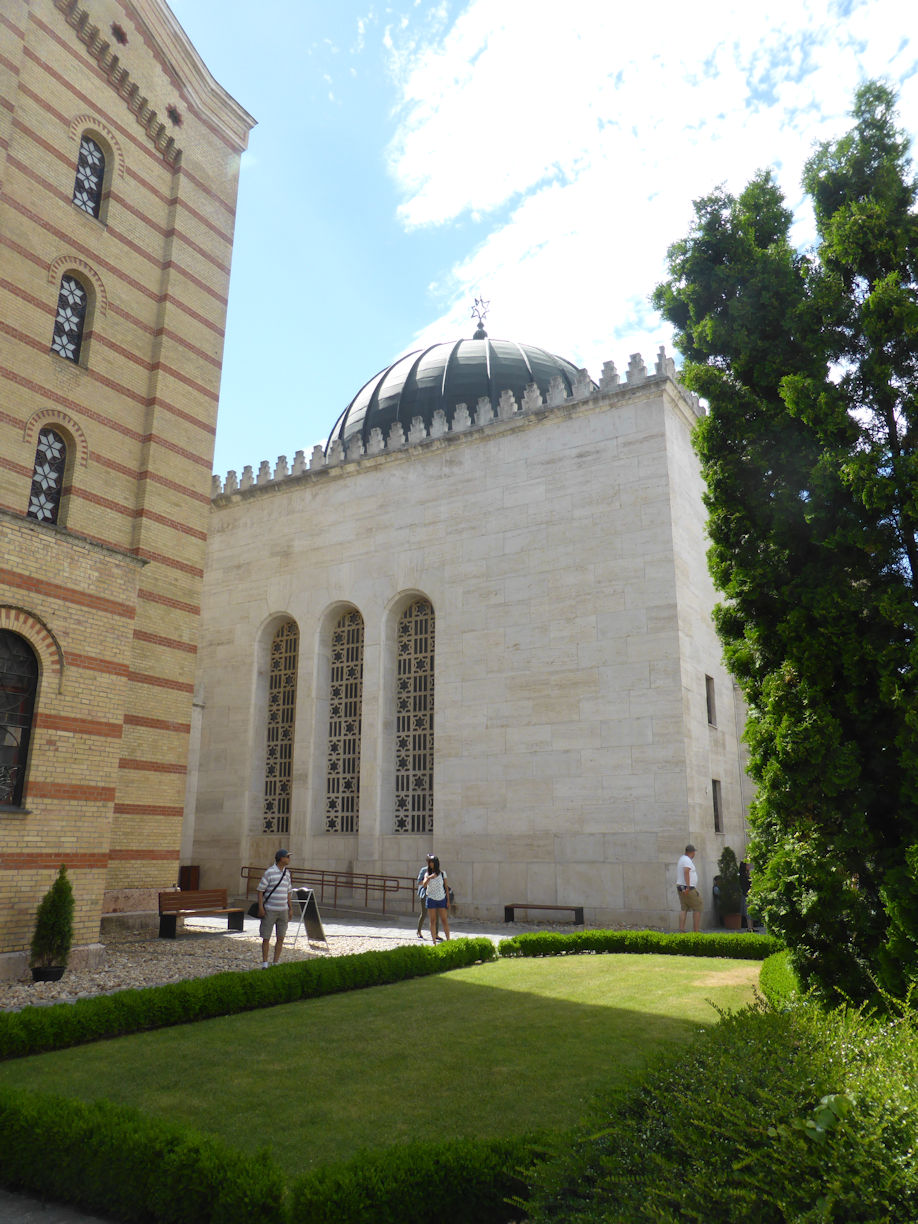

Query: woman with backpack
422 855 451 942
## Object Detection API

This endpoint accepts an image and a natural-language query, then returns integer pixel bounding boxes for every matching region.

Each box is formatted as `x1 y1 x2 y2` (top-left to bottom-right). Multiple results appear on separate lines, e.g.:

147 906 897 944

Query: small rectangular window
705 674 717 726
712 778 723 833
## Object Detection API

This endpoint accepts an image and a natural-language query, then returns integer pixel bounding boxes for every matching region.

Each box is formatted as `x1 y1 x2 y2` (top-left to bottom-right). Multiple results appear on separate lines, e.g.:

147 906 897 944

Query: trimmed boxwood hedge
498 928 782 960
288 1135 544 1224
0 1085 285 1224
759 948 802 1009
0 937 497 1061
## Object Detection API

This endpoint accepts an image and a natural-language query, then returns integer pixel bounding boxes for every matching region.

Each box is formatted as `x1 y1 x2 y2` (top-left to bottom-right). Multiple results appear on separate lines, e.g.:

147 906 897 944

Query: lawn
0 953 759 1174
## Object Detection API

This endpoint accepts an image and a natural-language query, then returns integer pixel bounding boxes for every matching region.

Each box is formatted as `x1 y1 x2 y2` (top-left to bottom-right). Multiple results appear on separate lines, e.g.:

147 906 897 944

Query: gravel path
0 910 523 1013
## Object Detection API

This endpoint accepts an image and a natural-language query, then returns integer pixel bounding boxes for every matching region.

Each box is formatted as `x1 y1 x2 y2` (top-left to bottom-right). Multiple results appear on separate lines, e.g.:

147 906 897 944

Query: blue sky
166 0 918 479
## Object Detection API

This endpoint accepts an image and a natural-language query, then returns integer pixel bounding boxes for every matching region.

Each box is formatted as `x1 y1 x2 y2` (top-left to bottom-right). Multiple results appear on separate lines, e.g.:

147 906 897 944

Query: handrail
241 865 419 914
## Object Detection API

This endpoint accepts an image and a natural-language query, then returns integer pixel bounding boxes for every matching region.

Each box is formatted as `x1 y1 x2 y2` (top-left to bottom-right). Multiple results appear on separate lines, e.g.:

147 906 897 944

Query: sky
164 0 918 480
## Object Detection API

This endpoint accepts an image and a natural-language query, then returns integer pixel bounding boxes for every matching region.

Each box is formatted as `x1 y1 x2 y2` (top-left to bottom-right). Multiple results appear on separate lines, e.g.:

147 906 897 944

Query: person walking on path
676 843 702 933
422 855 450 942
416 852 440 939
257 848 294 967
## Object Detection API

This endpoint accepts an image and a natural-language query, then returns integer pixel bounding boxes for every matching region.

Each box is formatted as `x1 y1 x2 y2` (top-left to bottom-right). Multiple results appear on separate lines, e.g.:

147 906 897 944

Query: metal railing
241 865 419 914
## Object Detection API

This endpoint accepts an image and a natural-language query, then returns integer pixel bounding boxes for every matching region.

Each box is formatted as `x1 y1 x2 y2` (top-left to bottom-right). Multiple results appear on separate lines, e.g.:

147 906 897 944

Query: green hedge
522 999 918 1223
498 928 782 960
0 937 496 1061
0 1085 284 1224
288 1135 543 1224
759 948 801 1009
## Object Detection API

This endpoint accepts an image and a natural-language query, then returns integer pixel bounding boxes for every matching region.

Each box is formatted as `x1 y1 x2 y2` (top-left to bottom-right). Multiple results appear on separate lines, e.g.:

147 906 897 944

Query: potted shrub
716 846 743 929
30 864 74 982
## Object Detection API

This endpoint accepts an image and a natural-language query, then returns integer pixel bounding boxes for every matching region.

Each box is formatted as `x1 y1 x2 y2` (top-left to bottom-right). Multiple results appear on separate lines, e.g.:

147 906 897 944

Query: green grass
0 954 759 1174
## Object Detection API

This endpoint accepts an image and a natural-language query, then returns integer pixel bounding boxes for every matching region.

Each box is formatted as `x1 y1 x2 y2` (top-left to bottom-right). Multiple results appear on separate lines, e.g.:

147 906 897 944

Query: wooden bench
504 903 584 925
158 888 245 939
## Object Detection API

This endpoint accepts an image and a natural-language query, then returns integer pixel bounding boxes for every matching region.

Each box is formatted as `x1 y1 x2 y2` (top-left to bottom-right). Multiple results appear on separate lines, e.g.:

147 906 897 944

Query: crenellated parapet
212 346 700 499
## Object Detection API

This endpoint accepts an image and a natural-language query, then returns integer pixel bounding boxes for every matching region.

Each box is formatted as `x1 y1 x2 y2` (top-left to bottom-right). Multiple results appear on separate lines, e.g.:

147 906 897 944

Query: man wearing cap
677 844 702 933
257 848 294 967
416 852 439 939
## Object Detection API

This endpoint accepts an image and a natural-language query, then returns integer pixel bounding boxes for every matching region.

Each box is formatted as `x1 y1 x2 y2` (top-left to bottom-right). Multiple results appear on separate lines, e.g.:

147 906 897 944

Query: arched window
325 609 364 833
27 428 67 525
394 599 435 834
263 619 298 835
72 135 105 218
0 632 39 808
50 275 88 363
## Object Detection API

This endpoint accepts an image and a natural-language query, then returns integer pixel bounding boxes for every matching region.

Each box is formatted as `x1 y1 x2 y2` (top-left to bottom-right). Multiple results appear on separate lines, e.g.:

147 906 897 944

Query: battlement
212 347 699 499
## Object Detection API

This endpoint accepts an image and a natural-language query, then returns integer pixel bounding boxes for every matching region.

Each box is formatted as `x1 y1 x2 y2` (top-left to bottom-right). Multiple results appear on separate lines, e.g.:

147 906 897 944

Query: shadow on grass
0 955 757 1175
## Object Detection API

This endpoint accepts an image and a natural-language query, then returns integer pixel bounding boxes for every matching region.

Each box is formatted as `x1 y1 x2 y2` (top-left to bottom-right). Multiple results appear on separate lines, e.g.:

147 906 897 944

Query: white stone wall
192 362 748 927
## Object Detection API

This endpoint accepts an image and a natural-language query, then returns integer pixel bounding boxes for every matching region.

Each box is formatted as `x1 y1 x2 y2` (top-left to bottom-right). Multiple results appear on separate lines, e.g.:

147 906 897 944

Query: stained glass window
394 600 435 834
263 620 298 835
0 633 39 808
325 610 364 833
72 135 105 218
50 275 87 363
27 428 67 525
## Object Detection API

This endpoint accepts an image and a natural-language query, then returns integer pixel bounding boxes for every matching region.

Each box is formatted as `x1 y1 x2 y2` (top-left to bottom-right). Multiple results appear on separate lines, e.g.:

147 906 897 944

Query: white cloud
383 0 917 374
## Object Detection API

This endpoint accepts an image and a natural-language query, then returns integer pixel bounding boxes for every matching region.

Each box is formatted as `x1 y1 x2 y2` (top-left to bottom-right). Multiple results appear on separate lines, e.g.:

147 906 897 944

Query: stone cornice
53 0 255 166
211 347 705 505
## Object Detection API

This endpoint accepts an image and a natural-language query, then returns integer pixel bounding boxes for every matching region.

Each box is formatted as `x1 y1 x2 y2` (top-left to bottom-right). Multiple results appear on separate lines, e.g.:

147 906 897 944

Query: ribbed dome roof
326 337 585 452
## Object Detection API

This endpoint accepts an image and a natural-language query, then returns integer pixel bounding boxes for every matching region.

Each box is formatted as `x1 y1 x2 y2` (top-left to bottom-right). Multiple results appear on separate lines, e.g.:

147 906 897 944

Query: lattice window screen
72 135 105 217
325 609 364 833
50 275 87 363
263 620 298 834
0 632 39 808
27 428 67 525
394 600 435 834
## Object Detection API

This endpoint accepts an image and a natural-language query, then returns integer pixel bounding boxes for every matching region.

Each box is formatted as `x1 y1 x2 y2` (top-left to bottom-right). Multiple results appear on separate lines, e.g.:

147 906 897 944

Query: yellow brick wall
0 0 253 959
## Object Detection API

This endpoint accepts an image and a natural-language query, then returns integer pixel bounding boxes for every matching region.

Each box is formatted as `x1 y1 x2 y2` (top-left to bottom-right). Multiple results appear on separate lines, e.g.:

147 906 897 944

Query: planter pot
722 913 742 930
31 966 65 982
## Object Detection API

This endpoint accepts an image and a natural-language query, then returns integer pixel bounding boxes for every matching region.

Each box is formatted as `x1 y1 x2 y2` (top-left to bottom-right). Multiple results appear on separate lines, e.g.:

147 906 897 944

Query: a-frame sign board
292 888 328 947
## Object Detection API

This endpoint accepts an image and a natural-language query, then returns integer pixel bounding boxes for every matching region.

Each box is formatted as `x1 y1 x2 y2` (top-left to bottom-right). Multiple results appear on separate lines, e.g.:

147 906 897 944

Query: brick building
0 0 253 975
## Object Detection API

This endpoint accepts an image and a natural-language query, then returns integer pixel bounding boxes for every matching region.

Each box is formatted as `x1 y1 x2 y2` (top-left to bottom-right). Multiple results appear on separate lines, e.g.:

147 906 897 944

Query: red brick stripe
133 629 197 654
35 713 123 738
137 588 201 616
122 714 191 734
65 652 130 677
0 569 136 618
118 758 187 774
28 781 117 801
0 853 108 869
111 804 184 819
108 848 181 860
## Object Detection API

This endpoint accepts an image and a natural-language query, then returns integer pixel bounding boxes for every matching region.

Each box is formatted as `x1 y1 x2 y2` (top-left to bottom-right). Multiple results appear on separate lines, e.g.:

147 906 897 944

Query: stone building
191 338 751 928
0 0 253 975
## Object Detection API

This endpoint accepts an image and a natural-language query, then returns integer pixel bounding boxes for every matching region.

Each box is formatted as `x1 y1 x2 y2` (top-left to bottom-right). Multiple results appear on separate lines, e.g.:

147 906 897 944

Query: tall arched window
325 609 364 833
27 428 67 525
394 599 435 834
1 632 39 808
263 619 298 835
50 275 88 363
72 135 105 218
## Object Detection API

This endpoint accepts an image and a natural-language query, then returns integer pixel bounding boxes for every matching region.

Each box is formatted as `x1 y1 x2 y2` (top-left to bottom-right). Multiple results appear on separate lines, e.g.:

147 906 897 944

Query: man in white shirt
257 848 294 967
676 843 702 933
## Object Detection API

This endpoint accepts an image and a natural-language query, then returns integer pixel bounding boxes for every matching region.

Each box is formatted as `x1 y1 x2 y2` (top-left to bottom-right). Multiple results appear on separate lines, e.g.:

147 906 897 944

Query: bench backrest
159 888 228 913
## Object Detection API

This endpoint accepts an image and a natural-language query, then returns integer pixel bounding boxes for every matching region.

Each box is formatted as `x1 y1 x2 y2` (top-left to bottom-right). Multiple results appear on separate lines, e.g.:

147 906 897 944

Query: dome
326 337 586 452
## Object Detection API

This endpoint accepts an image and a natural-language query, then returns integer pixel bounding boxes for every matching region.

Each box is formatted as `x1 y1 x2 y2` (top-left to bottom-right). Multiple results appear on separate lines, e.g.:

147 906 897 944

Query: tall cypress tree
652 82 918 1003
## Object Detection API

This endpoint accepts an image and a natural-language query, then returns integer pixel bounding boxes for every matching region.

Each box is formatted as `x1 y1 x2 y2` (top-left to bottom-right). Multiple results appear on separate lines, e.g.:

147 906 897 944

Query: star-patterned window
394 600 435 834
263 619 298 835
50 275 88 364
1 632 39 809
72 135 105 218
325 610 364 833
27 428 67 526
